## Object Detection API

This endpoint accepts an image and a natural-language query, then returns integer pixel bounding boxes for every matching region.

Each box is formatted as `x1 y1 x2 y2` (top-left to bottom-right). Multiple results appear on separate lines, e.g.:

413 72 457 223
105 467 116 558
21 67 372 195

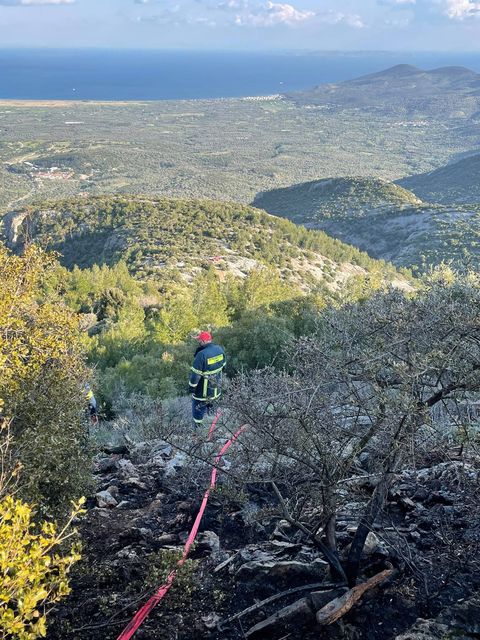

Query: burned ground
47 431 480 640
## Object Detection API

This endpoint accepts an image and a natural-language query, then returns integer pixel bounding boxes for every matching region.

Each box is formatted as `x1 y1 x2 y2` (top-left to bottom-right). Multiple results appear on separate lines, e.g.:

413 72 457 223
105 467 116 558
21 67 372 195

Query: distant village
8 161 87 182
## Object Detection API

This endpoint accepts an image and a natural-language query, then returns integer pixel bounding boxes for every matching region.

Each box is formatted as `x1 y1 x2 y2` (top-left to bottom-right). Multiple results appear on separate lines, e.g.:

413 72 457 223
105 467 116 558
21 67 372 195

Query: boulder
96 490 118 508
131 440 173 463
268 540 302 555
196 531 221 556
201 613 221 630
272 519 294 541
394 619 450 640
106 485 120 499
155 533 179 547
147 499 163 513
152 441 173 457
117 458 138 479
149 455 166 470
164 452 188 477
120 477 148 491
95 456 119 474
236 558 327 582
238 547 276 564
116 546 139 561
363 532 382 555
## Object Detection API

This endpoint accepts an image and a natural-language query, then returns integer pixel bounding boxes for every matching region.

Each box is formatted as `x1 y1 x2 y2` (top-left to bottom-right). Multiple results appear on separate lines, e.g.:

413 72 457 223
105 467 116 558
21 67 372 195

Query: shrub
0 420 84 640
0 494 84 640
0 243 91 515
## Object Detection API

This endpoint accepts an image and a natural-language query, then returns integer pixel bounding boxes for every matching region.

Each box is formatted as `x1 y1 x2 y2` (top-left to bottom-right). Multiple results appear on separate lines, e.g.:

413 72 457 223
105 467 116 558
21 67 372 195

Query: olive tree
227 273 480 584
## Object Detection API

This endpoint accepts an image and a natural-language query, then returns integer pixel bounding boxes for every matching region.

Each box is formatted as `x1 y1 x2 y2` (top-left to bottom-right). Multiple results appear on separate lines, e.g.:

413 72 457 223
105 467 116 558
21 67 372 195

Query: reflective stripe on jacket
189 343 226 401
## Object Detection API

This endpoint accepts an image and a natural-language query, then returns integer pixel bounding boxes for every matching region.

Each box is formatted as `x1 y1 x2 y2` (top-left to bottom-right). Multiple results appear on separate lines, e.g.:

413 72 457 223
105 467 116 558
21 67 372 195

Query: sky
0 0 479 50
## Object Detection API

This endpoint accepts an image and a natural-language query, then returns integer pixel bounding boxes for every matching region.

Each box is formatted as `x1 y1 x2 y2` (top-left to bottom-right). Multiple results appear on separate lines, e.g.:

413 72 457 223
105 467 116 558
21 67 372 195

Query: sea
1 49 480 101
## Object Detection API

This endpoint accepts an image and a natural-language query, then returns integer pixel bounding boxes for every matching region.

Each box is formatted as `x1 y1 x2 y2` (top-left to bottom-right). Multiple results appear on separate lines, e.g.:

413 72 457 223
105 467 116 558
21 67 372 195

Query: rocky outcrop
1 210 29 249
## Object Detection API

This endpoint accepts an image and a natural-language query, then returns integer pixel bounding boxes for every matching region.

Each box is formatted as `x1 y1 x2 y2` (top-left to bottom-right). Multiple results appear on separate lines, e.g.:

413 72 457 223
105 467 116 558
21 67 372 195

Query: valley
1 68 479 211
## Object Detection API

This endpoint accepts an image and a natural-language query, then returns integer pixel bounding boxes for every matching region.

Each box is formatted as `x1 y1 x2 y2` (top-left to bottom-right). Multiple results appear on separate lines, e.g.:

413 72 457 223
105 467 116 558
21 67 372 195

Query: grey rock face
95 490 118 508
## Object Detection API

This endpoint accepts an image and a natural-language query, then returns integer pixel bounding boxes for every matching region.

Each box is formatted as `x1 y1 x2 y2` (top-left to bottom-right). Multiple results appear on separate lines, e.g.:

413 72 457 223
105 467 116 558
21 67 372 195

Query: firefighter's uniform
189 342 226 428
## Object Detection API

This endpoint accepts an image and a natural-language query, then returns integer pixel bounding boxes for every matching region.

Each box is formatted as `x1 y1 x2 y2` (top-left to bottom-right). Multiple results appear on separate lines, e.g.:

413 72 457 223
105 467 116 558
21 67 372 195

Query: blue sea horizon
1 49 480 101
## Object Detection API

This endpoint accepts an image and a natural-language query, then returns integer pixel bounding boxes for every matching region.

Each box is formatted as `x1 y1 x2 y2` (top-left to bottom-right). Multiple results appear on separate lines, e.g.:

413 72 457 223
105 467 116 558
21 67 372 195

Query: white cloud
234 1 314 26
381 0 416 5
318 10 365 28
440 0 480 18
217 0 249 8
136 4 217 26
378 0 480 20
230 0 364 28
0 0 74 4
135 0 364 31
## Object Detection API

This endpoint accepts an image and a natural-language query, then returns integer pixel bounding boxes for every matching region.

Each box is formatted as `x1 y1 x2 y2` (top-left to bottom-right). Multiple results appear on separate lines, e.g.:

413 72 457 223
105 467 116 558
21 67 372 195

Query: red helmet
195 331 212 342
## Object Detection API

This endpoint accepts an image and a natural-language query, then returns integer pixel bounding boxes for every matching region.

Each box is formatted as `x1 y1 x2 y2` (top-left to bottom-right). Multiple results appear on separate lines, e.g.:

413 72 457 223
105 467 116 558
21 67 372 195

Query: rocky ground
47 430 480 640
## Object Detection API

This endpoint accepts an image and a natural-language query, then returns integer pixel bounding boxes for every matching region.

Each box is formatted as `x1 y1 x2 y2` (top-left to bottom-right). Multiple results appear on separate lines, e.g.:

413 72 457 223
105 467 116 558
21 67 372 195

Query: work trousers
192 398 216 429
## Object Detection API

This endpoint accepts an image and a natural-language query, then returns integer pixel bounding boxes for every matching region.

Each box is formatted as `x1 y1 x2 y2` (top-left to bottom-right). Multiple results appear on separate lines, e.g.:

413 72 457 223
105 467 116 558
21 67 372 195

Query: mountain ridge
287 64 480 118
254 176 480 269
255 177 422 224
399 153 480 204
1 194 404 293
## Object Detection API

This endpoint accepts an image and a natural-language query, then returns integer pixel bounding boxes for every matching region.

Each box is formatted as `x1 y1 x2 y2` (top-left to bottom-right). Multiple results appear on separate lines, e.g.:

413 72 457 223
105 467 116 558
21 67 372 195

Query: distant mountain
254 177 480 269
1 195 403 292
288 65 480 119
399 154 480 204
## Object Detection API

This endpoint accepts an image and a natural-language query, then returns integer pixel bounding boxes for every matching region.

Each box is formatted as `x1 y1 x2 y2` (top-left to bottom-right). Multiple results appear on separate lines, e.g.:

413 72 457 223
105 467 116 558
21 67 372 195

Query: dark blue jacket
189 342 226 401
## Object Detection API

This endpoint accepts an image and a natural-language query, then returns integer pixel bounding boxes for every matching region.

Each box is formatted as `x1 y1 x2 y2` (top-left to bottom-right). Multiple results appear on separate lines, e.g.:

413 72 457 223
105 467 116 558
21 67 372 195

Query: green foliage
14 195 398 281
37 235 403 408
230 267 297 319
255 175 480 271
255 176 422 223
0 243 91 515
146 549 198 608
6 195 406 411
0 493 84 640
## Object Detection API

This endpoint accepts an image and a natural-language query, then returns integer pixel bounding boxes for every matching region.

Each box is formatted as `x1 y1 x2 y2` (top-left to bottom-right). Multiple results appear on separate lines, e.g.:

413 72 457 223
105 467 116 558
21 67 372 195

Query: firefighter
188 331 226 430
85 383 99 425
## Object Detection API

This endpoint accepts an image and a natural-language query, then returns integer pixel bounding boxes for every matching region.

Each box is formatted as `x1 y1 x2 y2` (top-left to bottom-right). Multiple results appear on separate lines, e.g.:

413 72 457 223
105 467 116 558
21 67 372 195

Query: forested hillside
255 177 480 270
2 194 408 407
3 194 400 285
399 153 480 204
254 177 422 223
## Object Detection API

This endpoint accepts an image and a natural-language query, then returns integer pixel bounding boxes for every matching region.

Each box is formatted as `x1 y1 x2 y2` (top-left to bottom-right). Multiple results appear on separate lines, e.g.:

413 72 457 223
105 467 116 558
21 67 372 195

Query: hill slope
399 154 480 204
254 178 480 269
1 195 402 291
254 177 422 224
288 65 480 119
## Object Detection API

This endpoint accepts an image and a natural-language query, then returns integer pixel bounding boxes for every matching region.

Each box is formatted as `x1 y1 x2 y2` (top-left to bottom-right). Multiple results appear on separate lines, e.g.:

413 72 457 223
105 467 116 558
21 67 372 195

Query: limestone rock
196 531 221 556
236 558 327 582
117 458 138 479
96 490 118 508
164 452 188 477
95 456 119 474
